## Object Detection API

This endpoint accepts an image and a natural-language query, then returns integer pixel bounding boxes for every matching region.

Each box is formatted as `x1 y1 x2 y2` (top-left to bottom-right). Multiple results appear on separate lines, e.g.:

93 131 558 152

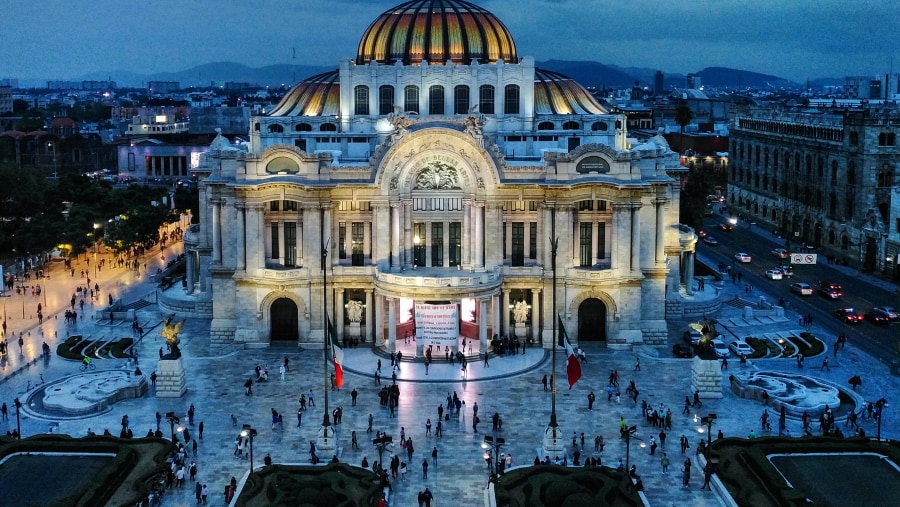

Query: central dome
356 0 518 66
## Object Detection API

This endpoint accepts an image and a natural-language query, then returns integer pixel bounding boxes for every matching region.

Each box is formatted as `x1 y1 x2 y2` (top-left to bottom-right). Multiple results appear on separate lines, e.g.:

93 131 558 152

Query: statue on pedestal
159 317 185 360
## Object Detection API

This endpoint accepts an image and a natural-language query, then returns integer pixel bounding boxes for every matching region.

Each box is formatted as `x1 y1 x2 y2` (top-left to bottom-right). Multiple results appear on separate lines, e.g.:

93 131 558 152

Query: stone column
335 289 344 344
387 297 397 352
612 203 629 271
375 294 384 344
391 203 401 269
630 203 641 272
531 288 541 343
365 290 374 343
542 203 553 265
502 289 511 337
474 203 484 270
235 204 246 271
322 202 333 266
479 297 489 353
302 205 320 269
462 200 472 267
492 294 501 340
211 199 222 264
363 218 372 265
684 251 695 294
403 201 412 269
655 199 666 264
185 250 195 293
297 217 304 267
278 221 286 265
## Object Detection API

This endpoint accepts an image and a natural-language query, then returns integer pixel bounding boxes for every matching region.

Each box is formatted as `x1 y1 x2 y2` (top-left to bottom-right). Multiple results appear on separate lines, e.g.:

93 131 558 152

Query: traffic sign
790 253 817 265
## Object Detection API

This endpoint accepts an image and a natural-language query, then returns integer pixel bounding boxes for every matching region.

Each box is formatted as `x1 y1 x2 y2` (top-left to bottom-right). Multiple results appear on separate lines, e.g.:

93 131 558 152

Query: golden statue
159 317 185 359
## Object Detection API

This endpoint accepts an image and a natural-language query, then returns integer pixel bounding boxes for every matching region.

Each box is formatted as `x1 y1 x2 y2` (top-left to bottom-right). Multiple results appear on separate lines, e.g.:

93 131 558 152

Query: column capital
390 202 403 209
365 289 374 295
532 288 542 295
320 200 334 210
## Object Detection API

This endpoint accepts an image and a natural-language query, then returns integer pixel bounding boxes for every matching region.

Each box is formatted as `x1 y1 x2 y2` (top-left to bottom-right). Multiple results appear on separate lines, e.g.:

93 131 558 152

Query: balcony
374 266 503 297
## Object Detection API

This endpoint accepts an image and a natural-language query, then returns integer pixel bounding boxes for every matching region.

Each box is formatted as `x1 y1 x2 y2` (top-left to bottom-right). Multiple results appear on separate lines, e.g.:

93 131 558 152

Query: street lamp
699 413 717 458
166 412 180 442
92 223 101 277
623 425 638 471
13 397 22 438
373 434 393 467
482 435 505 475
47 142 57 179
241 424 258 476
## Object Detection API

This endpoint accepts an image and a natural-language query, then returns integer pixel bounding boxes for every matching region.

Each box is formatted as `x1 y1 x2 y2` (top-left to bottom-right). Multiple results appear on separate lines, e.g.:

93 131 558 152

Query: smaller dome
534 69 607 115
268 71 341 117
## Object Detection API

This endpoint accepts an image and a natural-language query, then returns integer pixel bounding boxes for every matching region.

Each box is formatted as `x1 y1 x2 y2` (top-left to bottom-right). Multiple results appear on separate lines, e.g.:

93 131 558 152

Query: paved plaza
1 237 898 507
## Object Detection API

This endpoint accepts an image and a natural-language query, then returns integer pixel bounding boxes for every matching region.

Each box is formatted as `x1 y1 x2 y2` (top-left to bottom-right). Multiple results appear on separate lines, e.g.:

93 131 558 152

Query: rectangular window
413 222 427 267
579 222 592 267
379 85 394 115
578 200 593 211
504 84 520 115
284 223 296 267
529 222 537 259
596 222 606 259
449 222 461 267
338 222 347 259
479 85 495 114
598 200 607 211
354 86 369 115
431 222 444 267
351 222 364 266
512 222 524 266
284 200 298 212
404 85 419 114
429 86 444 115
270 201 280 212
454 85 470 115
502 223 507 259
271 223 280 260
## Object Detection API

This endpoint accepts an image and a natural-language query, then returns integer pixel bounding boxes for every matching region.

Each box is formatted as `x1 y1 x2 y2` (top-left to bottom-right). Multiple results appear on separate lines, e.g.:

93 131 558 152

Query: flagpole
542 234 564 454
317 238 334 452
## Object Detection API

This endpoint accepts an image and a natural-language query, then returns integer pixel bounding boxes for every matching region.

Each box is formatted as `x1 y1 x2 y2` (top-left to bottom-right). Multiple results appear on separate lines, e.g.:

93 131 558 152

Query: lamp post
166 412 180 442
700 413 717 458
373 434 393 466
47 142 57 179
241 424 258 476
318 238 334 451
623 425 638 471
14 397 22 438
92 223 100 277
482 435 505 475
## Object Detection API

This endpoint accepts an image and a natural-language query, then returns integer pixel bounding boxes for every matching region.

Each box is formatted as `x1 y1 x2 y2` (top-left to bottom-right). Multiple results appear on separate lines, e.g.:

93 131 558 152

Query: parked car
790 282 814 296
818 281 843 300
765 269 783 280
734 252 752 263
702 235 718 246
864 308 892 324
729 340 754 357
672 343 694 358
872 306 899 322
718 223 734 232
683 329 703 345
711 339 730 358
834 307 864 324
772 248 789 259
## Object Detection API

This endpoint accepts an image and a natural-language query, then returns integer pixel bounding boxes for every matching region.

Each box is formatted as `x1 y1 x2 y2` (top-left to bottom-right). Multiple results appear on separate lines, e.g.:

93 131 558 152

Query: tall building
654 70 665 96
190 0 689 350
729 106 900 279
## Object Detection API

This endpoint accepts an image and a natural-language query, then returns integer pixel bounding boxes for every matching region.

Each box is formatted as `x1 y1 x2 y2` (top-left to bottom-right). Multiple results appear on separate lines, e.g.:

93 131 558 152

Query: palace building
189 0 691 352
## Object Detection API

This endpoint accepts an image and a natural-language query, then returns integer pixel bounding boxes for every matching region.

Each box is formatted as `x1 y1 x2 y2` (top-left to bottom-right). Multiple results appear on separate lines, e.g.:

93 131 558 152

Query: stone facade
155 358 187 398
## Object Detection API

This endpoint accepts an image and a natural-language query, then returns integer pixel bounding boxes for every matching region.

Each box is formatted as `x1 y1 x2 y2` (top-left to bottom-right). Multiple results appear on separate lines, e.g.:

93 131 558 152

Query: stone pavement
1 236 898 507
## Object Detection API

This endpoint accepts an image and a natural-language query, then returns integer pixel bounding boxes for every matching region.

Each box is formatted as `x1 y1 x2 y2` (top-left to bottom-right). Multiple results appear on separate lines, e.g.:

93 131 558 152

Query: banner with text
414 303 459 348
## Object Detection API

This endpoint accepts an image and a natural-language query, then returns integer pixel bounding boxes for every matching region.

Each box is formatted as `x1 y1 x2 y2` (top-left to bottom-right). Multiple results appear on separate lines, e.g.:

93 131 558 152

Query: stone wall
690 356 723 399
155 358 187 398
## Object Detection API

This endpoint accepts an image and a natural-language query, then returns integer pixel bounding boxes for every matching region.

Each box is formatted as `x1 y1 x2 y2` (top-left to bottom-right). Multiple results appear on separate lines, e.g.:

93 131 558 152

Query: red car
834 308 863 324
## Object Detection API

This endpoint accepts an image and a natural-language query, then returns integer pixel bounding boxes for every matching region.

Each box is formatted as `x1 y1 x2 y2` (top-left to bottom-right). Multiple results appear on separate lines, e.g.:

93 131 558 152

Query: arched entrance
270 298 299 342
578 298 607 342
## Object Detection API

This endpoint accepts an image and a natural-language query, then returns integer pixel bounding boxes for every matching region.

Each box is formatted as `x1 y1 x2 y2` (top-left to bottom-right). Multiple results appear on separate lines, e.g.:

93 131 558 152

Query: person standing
198 421 204 440
421 458 428 479
279 364 286 380
367 413 374 433
351 388 358 406
587 391 596 411
431 446 438 466
541 374 548 391
661 452 670 474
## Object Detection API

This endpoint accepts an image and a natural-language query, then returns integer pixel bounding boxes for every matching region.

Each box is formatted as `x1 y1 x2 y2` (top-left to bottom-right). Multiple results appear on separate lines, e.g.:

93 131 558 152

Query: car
718 223 734 232
765 269 783 280
711 339 730 358
672 343 694 358
734 252 752 263
864 308 892 324
834 307 864 324
729 340 754 357
818 281 843 300
772 248 789 259
697 229 708 238
777 265 795 277
872 306 899 321
683 329 703 345
790 282 814 296
702 235 718 246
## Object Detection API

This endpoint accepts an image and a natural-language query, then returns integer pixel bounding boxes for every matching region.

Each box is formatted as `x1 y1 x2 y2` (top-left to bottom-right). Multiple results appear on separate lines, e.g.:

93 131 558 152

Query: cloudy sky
2 0 896 84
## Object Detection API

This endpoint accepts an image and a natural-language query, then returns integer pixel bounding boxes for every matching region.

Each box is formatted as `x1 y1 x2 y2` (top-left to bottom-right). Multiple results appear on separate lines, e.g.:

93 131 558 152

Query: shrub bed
235 463 382 507
494 465 643 507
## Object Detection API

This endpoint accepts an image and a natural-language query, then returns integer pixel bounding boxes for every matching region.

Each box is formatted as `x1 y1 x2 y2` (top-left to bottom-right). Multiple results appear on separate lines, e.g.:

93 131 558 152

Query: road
696 213 899 365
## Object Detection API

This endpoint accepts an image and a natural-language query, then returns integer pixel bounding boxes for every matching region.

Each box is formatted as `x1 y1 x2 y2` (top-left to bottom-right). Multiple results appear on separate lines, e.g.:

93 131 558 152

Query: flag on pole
558 314 582 389
327 316 344 389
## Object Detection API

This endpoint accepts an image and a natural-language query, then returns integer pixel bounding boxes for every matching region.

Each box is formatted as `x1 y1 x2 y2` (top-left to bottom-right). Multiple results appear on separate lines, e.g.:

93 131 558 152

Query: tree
674 105 693 154
680 166 714 230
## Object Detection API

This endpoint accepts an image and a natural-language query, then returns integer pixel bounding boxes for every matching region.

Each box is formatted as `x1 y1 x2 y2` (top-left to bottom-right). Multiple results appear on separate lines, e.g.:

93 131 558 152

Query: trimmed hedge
494 465 643 507
235 463 382 507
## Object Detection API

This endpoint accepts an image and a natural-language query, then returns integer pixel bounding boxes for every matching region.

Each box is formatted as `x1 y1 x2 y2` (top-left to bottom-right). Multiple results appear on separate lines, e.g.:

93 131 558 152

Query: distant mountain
536 60 638 88
78 62 335 88
606 64 686 89
693 67 798 89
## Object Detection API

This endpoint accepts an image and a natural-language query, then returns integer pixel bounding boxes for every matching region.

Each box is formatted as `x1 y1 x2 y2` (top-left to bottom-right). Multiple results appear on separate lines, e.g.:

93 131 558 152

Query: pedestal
690 356 723 399
542 423 565 456
316 424 337 453
349 322 361 339
514 323 527 338
155 358 187 398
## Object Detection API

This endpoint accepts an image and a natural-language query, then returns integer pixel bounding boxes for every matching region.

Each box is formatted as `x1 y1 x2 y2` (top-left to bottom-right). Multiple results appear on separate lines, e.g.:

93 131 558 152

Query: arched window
319 123 337 132
615 120 622 129
295 123 312 132
479 85 495 114
404 85 419 114
429 85 445 115
268 124 284 133
504 84 520 114
828 230 836 245
454 85 470 115
379 85 395 115
253 123 260 132
591 121 608 131
562 121 580 130
354 85 369 115
537 121 555 130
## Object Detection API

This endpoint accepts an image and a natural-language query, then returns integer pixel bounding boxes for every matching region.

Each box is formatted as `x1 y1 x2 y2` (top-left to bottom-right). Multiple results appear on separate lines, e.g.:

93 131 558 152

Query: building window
597 222 606 259
563 121 580 130
404 85 419 114
271 223 280 260
529 222 537 259
578 200 593 211
413 222 426 267
449 222 461 267
878 132 897 146
268 124 284 133
354 85 369 115
270 201 280 212
338 222 346 259
849 131 859 145
479 85 495 114
379 85 394 115
454 85 470 115
579 222 592 267
284 223 296 267
504 85 519 115
296 123 312 132
592 121 608 131
351 222 364 266
537 121 555 130
431 222 444 267
429 85 444 115
320 123 337 132
511 222 524 266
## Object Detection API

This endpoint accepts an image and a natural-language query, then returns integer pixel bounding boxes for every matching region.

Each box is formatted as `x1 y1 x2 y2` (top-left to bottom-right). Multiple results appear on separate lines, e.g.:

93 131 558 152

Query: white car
729 340 754 357
791 282 814 296
711 339 731 358
765 269 783 280
734 252 752 263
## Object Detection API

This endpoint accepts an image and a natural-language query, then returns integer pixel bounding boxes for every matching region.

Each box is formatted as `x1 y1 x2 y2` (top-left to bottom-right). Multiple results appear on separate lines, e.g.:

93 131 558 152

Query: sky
1 0 897 85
